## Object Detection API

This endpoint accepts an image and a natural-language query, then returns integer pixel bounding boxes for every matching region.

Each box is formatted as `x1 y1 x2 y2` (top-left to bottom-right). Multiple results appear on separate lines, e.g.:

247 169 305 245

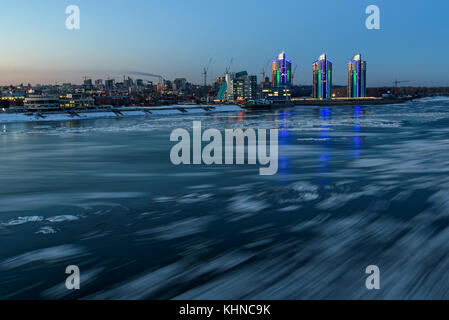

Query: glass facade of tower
247 75 258 100
312 54 333 99
347 54 367 98
271 52 292 87
224 71 258 102
261 86 291 103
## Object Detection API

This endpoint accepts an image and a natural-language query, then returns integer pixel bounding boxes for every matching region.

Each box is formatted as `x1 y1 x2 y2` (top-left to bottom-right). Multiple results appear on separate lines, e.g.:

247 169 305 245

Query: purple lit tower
271 52 292 87
313 54 333 99
347 54 367 98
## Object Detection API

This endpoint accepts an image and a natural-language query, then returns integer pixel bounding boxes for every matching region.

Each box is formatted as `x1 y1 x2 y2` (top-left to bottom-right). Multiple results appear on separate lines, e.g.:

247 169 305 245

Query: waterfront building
59 93 95 109
247 75 258 101
105 79 115 91
216 77 226 86
233 77 245 101
162 80 172 93
347 54 367 98
212 77 225 95
0 93 25 105
223 71 258 102
83 78 92 87
260 77 271 90
261 86 291 104
312 54 333 99
271 52 292 87
83 78 94 91
173 78 187 91
224 72 235 102
216 78 229 102
124 76 133 89
24 95 60 111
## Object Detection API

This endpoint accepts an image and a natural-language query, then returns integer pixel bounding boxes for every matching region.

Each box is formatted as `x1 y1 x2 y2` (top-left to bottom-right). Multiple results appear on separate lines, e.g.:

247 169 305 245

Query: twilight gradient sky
0 0 448 86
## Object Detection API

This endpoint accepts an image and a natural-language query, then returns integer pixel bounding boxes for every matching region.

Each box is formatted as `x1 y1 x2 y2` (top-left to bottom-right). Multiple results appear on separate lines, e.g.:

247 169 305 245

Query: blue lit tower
271 52 292 87
347 54 367 98
313 54 333 99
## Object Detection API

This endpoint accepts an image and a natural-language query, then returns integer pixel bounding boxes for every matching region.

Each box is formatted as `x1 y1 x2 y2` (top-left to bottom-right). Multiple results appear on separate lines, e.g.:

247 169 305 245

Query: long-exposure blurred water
2 97 449 299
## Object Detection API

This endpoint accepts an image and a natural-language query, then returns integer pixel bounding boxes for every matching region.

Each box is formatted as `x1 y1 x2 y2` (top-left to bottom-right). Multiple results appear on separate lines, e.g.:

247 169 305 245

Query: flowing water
1 98 449 299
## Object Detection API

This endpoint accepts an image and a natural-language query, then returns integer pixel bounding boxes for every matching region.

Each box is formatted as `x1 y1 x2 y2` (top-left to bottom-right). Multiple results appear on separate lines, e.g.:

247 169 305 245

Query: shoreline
290 97 412 106
0 97 418 125
0 105 243 124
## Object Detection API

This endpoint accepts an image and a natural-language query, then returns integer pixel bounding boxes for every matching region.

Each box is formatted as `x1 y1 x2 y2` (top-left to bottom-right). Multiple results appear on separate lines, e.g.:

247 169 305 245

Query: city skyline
0 0 448 86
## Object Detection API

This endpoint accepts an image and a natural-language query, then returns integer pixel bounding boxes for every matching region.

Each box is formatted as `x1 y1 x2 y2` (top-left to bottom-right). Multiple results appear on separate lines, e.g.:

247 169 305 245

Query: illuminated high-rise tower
313 54 333 99
271 52 292 87
347 54 367 98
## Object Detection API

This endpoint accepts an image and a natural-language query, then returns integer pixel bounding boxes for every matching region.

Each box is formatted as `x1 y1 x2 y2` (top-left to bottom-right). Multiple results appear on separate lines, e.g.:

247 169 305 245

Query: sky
0 0 448 87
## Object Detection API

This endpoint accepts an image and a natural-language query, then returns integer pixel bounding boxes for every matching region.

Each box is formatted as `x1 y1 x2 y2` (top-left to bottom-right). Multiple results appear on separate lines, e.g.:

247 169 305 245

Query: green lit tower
271 52 292 87
313 54 333 99
347 54 367 98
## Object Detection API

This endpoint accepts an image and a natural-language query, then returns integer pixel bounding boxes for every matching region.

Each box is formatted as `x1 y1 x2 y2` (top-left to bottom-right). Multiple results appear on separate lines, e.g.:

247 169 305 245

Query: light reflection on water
277 110 292 180
1 98 449 299
353 106 362 159
319 107 331 186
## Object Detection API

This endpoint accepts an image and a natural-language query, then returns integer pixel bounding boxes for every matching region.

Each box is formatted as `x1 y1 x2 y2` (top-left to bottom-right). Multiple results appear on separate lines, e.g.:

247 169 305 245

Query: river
1 97 449 299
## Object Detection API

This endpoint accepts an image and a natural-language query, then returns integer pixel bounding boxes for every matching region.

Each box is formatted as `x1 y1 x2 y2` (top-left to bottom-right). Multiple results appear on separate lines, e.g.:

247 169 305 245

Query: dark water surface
2 98 449 299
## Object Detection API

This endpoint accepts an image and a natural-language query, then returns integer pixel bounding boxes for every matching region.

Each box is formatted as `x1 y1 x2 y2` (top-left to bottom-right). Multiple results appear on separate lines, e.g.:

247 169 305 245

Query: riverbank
291 97 412 106
0 105 243 124
0 97 414 124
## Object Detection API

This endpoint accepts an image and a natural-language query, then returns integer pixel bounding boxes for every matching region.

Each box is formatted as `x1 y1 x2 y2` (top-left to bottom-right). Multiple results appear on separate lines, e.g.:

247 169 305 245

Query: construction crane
291 65 298 85
203 58 213 87
394 79 410 87
225 58 234 75
261 59 271 82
